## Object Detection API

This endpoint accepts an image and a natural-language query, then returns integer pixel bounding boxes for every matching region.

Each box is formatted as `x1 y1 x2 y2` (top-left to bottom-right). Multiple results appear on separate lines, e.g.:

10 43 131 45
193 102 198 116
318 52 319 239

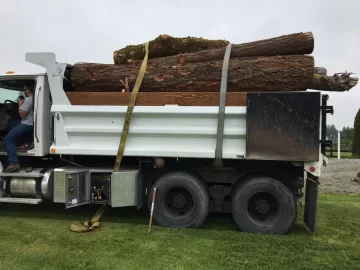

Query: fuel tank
9 168 54 199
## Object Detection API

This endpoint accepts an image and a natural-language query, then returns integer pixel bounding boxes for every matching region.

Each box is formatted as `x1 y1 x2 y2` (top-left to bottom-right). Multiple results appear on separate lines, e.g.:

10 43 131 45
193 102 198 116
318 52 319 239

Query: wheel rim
246 192 282 227
162 187 195 221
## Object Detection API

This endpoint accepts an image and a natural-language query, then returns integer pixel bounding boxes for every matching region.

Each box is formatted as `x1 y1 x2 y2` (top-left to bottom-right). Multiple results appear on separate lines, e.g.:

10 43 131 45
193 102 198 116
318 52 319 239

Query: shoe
25 142 34 150
3 165 20 173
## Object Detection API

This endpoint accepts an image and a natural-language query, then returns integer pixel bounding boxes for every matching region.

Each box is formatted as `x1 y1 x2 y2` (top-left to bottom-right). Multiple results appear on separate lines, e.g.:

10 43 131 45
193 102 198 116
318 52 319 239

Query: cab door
0 74 51 157
33 75 52 156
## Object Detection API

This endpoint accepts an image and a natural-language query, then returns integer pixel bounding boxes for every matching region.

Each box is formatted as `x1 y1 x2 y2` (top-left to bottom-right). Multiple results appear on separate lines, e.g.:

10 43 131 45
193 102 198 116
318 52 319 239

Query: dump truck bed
51 91 323 162
51 104 247 158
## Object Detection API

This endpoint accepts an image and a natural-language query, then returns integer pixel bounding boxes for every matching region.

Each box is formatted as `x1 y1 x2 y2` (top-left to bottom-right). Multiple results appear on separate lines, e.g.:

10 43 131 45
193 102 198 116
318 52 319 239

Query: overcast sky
1 0 359 129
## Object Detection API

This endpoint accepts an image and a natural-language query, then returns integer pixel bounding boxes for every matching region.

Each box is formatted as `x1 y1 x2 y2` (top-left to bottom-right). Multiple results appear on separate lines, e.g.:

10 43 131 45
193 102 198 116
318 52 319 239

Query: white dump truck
0 52 333 234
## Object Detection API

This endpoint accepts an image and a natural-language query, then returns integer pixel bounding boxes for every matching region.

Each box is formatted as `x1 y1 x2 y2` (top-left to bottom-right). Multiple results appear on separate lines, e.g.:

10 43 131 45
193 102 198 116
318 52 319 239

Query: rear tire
149 171 209 229
231 176 297 235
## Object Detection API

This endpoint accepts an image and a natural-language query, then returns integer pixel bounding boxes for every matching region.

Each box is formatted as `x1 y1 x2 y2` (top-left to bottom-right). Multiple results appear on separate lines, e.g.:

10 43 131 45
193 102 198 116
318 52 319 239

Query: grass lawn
0 193 360 270
325 151 354 158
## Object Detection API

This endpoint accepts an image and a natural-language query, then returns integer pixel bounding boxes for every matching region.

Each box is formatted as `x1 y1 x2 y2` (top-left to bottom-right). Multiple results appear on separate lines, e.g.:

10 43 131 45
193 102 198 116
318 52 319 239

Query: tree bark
311 73 359 91
114 32 314 65
113 34 229 65
70 55 314 92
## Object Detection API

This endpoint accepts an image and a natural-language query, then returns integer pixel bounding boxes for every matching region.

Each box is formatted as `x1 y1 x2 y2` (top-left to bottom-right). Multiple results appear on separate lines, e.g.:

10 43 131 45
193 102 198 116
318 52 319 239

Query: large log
70 55 314 92
311 73 359 91
114 32 314 65
66 92 247 106
113 34 229 65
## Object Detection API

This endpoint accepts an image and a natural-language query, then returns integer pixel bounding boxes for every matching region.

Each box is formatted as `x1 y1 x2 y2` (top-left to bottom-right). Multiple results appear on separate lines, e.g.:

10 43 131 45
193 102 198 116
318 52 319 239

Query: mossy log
70 55 314 92
113 34 229 65
113 32 314 65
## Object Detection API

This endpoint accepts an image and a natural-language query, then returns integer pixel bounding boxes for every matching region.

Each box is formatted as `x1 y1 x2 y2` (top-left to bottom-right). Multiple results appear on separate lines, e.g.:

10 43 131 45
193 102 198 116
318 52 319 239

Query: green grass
325 151 354 158
0 194 360 270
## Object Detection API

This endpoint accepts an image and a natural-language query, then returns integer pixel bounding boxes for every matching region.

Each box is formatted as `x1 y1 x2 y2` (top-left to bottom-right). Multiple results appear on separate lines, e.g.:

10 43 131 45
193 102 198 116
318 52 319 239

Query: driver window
0 79 36 103
0 85 22 103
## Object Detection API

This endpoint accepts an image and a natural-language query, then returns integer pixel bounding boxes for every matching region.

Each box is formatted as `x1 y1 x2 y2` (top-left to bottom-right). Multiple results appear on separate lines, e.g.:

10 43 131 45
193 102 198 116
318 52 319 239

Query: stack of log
66 32 358 106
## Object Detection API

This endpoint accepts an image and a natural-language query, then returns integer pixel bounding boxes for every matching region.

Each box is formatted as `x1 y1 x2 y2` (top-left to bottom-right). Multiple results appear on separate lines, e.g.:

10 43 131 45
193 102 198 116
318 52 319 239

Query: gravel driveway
319 158 360 194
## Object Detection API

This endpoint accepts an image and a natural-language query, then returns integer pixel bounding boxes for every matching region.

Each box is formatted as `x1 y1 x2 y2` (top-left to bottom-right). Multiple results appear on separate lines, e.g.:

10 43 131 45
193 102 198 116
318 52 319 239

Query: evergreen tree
352 109 360 157
342 126 354 150
326 124 338 140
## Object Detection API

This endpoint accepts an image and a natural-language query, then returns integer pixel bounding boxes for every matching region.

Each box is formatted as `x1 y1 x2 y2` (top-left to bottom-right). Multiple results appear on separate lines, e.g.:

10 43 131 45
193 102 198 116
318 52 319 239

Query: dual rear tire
231 176 297 234
149 172 297 234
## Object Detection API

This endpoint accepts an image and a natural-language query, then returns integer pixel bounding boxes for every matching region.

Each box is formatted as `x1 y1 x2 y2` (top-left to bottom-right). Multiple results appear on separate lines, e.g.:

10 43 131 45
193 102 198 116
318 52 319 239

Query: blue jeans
5 120 34 165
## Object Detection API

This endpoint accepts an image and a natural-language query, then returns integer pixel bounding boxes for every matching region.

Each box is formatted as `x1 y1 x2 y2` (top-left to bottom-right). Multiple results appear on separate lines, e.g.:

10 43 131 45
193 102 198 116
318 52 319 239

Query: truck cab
0 73 52 159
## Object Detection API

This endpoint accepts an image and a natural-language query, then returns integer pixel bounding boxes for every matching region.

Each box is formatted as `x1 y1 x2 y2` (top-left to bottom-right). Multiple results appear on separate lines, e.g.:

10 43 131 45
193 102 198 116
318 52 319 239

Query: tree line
326 108 360 157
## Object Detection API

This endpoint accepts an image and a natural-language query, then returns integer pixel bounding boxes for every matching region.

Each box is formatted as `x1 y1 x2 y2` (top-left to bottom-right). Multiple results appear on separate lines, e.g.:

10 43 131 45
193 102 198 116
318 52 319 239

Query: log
70 55 314 92
66 92 247 106
311 73 359 91
114 32 314 65
113 34 229 65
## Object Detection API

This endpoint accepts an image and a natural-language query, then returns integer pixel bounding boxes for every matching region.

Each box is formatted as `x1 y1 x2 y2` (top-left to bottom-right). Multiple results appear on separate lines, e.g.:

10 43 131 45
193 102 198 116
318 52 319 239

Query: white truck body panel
51 105 247 159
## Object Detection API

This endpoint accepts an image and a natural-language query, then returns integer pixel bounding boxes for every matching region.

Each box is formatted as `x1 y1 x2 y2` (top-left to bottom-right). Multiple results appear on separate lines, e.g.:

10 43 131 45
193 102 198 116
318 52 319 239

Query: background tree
326 124 338 140
352 108 360 157
341 126 354 150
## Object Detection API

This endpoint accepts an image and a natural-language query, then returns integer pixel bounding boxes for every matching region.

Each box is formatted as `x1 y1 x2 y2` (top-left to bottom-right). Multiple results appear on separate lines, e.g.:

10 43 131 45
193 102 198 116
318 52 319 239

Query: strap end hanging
214 44 232 167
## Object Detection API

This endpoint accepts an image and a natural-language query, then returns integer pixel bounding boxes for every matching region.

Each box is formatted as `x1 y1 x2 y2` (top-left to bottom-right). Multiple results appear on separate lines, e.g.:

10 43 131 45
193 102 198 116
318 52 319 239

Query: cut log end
311 72 359 92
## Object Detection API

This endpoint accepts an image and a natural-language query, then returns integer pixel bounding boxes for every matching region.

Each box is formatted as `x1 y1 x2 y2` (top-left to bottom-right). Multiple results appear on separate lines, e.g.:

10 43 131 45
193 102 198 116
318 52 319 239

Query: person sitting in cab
3 85 34 173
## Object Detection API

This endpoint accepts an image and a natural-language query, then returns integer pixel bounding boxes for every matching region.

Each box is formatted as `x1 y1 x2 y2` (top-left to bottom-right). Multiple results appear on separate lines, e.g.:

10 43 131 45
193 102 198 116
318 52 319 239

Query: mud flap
303 172 319 233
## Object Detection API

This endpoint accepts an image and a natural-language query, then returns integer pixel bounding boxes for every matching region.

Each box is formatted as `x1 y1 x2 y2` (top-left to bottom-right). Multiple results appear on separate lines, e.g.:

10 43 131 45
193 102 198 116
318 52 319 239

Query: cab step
0 198 42 204
0 171 44 178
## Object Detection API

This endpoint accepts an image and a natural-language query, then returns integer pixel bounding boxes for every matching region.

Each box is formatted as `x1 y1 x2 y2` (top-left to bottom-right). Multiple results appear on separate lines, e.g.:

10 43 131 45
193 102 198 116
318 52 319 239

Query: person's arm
18 98 31 118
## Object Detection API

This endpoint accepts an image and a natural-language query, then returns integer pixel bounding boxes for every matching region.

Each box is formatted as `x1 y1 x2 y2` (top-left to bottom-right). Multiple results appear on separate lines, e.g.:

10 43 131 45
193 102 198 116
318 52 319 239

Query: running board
0 171 44 178
0 198 42 204
0 151 35 157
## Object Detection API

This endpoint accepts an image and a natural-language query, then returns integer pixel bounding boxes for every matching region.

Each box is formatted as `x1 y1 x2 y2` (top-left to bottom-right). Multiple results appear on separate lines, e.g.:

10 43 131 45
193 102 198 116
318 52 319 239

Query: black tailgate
246 92 321 161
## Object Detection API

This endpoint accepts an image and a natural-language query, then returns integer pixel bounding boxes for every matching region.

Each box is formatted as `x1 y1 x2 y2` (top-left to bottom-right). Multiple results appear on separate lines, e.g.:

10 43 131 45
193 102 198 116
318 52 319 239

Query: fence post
338 131 340 160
